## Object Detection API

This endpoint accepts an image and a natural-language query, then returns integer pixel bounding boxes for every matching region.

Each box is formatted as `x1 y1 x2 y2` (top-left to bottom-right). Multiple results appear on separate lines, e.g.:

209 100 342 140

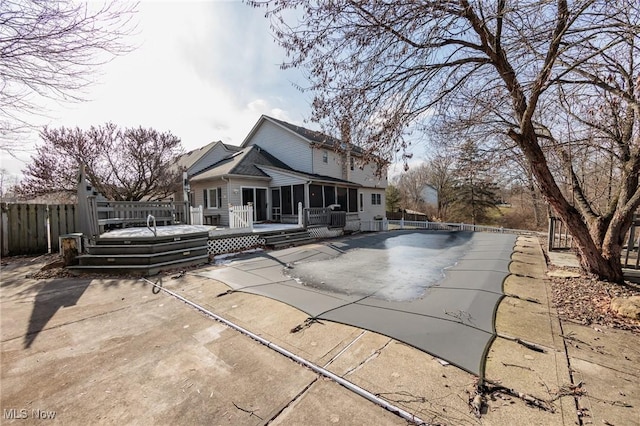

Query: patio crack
343 339 393 377
264 377 318 425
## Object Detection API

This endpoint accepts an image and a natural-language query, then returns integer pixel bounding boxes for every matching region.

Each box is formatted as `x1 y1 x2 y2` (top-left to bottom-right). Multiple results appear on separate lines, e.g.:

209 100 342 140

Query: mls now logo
3 409 28 419
3 408 56 420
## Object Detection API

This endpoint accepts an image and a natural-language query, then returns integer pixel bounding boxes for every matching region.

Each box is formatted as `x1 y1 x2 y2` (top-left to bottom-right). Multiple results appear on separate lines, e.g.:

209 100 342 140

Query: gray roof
191 145 291 181
190 145 359 186
174 141 240 171
257 116 365 155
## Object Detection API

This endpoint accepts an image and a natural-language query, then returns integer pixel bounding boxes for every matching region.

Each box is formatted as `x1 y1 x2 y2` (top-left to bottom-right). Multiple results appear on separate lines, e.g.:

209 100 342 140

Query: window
309 184 323 208
293 184 305 213
350 156 354 171
282 186 293 215
371 193 382 205
348 188 358 212
359 193 363 211
322 150 328 163
203 187 222 209
336 187 347 211
324 186 335 206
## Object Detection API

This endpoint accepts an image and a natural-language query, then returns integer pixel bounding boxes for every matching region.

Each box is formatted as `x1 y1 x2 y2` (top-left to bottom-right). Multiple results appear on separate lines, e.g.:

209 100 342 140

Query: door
271 188 281 221
255 188 267 222
242 187 267 222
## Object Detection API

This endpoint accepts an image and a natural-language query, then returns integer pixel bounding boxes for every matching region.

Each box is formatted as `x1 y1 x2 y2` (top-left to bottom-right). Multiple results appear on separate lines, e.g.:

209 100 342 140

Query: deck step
87 237 208 255
77 246 208 267
68 254 210 276
261 229 315 249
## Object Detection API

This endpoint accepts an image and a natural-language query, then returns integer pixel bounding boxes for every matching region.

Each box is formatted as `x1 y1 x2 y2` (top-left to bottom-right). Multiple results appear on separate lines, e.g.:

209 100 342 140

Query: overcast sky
1 0 415 184
1 1 312 181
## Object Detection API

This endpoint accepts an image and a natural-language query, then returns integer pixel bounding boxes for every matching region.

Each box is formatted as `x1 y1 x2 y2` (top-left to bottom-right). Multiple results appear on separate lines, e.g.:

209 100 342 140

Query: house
171 140 240 203
187 115 388 226
420 184 438 208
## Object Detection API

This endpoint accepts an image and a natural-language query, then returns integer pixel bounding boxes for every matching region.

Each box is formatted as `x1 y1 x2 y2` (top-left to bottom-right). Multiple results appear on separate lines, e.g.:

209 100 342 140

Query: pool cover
196 230 517 376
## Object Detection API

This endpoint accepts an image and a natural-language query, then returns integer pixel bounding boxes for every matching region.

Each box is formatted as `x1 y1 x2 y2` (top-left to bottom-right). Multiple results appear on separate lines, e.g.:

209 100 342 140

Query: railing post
248 202 254 231
297 202 303 227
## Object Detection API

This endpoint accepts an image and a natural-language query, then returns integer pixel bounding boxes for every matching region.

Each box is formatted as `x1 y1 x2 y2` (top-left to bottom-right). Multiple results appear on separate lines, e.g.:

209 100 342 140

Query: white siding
189 143 237 175
259 167 307 187
244 120 313 173
358 188 387 222
190 178 230 226
312 147 344 178
349 161 388 188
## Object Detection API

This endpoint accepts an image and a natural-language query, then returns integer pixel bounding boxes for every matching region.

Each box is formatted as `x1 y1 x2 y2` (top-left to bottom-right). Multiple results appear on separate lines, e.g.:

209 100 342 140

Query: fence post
248 203 254 231
298 202 303 227
1 204 7 256
400 217 404 229
45 205 52 254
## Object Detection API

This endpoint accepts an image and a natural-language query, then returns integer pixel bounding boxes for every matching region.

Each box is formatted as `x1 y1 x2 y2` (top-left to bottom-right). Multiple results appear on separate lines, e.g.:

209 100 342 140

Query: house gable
241 115 387 189
189 141 240 176
241 116 314 174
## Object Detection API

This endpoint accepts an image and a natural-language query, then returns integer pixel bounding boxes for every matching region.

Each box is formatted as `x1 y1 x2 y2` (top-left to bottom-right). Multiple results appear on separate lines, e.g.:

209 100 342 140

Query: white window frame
322 150 328 163
206 188 220 209
371 193 381 205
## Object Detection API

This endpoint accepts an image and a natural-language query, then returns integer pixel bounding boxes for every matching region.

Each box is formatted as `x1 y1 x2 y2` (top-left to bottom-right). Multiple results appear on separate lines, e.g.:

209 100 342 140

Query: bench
203 213 221 226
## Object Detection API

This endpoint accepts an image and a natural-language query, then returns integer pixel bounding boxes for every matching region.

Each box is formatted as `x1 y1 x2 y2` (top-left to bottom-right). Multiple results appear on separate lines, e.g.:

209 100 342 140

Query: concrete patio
1 235 638 425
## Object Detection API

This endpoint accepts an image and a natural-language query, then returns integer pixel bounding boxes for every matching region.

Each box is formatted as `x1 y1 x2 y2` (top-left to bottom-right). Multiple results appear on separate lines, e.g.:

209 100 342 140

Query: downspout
141 278 428 426
221 176 230 226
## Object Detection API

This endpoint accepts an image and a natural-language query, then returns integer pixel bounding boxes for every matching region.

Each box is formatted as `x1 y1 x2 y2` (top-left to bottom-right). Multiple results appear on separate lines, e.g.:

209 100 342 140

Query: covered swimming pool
197 230 517 376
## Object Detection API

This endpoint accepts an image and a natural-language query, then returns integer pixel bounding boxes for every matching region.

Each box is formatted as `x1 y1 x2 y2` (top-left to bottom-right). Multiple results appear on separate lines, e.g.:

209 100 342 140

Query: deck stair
70 231 209 276
261 229 315 249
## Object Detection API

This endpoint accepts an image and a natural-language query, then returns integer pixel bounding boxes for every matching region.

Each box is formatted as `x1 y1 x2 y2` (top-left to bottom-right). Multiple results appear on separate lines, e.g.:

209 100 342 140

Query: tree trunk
508 128 627 283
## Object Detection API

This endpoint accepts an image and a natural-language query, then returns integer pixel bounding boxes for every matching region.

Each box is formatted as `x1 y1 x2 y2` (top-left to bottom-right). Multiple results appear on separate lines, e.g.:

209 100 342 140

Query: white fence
229 203 253 230
190 205 203 225
358 219 540 235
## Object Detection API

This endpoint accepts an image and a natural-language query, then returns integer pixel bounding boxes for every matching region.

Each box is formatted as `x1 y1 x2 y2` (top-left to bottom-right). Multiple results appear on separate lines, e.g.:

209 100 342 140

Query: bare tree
0 0 137 152
17 123 184 201
250 0 640 283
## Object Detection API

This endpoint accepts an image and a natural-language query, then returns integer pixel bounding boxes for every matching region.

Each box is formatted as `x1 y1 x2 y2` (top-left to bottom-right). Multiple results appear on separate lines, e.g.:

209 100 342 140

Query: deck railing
548 216 573 251
303 207 347 228
622 215 640 269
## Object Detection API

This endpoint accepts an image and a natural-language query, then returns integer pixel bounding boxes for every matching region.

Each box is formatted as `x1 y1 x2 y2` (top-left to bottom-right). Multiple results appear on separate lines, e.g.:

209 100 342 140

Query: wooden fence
1 203 78 256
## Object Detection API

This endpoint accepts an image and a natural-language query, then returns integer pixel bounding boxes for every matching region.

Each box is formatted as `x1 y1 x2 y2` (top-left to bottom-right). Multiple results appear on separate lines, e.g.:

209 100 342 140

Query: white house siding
259 167 307 187
245 120 314 173
312 147 344 177
190 178 230 225
358 188 387 222
190 143 237 175
349 161 388 188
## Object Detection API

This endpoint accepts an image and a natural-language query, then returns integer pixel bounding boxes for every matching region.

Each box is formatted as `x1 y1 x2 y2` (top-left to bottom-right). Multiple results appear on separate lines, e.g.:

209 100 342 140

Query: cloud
1 1 315 180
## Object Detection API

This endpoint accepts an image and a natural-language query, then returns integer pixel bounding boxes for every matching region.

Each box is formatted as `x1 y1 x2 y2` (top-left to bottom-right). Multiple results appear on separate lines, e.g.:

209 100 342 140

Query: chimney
340 118 352 181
